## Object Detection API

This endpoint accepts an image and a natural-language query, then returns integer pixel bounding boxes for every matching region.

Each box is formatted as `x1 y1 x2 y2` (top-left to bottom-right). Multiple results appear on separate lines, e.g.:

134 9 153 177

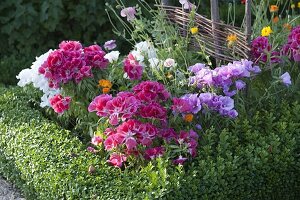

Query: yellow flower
190 27 199 35
272 16 279 23
298 2 300 8
261 26 273 37
269 5 279 12
226 33 237 47
102 87 110 94
98 79 112 88
291 4 295 9
184 114 194 122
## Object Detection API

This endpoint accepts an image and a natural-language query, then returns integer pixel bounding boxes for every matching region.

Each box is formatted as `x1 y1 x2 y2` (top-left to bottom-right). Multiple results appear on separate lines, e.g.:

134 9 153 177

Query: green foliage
0 54 32 85
0 86 300 199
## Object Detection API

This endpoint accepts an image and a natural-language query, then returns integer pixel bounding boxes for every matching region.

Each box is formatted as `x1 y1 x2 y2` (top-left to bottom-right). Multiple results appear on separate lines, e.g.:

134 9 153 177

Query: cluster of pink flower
88 81 199 168
49 94 71 114
282 26 300 62
123 54 143 80
38 41 109 88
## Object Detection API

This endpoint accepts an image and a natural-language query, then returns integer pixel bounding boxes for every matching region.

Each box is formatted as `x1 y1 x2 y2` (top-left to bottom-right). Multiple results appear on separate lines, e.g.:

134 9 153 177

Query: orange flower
272 16 279 23
283 23 292 31
102 87 110 94
98 79 112 88
269 5 279 12
184 114 194 122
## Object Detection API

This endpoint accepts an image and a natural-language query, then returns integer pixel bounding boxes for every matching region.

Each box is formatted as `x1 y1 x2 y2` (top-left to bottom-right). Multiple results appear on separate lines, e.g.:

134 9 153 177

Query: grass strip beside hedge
0 86 300 199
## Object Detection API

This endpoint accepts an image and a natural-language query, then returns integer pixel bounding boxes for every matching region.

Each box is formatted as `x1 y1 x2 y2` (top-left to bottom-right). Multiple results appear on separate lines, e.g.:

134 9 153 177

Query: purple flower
188 63 206 73
179 0 196 10
180 94 202 114
121 7 137 21
104 40 117 50
87 146 96 153
280 72 292 87
235 80 246 90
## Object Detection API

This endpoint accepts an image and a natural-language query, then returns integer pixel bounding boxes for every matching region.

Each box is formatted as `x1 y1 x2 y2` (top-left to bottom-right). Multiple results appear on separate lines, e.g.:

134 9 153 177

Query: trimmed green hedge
0 86 300 199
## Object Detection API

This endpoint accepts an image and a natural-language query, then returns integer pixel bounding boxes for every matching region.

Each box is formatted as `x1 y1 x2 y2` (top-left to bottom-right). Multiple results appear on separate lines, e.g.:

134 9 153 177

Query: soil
0 177 25 200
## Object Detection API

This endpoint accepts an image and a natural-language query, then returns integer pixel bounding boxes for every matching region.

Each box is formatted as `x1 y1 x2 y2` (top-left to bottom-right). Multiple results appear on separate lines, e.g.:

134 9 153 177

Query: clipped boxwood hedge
0 86 300 199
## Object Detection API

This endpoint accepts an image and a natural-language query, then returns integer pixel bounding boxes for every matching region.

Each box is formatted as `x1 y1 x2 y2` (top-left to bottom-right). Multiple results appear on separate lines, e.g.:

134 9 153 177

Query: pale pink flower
120 7 137 21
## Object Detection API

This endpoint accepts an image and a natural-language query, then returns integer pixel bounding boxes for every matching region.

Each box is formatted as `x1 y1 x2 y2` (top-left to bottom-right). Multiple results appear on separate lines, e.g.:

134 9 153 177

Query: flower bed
0 86 300 199
1 0 300 199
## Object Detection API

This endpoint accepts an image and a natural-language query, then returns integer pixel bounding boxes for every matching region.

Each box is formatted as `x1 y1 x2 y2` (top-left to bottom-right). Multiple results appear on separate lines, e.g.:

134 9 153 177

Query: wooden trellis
160 0 252 63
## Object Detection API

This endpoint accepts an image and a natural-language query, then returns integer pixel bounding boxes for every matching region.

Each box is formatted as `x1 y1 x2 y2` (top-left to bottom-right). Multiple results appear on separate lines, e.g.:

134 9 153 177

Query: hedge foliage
0 86 299 199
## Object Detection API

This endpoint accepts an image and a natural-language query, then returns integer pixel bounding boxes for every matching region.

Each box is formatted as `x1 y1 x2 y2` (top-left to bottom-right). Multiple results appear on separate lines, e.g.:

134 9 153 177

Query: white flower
134 41 157 59
135 41 150 52
16 49 60 107
104 51 120 63
123 72 130 79
164 58 176 68
131 50 144 62
148 58 160 68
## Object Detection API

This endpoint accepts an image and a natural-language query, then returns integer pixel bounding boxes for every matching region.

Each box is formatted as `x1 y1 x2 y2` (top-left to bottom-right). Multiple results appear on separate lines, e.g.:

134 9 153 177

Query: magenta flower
104 135 118 151
171 98 193 114
91 136 103 146
280 72 292 87
133 81 170 102
282 26 300 62
173 156 188 165
38 40 109 88
84 45 109 69
123 54 143 80
139 102 167 120
88 94 112 117
251 36 271 62
49 94 71 114
59 41 82 51
120 7 137 21
87 146 96 153
108 153 127 168
104 40 117 50
144 147 165 160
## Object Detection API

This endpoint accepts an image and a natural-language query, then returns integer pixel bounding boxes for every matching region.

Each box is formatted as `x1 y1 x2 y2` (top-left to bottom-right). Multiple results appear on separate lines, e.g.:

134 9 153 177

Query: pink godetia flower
163 58 176 67
120 7 137 21
91 136 103 146
84 44 109 69
59 41 82 51
159 128 177 142
105 92 141 125
139 102 167 120
38 41 107 88
133 81 170 102
49 94 71 114
173 155 188 165
282 26 300 62
280 72 292 87
251 36 271 63
123 54 143 80
108 153 127 168
104 40 117 50
171 98 193 114
104 135 119 151
144 147 165 160
179 0 196 10
88 94 113 117
87 146 97 153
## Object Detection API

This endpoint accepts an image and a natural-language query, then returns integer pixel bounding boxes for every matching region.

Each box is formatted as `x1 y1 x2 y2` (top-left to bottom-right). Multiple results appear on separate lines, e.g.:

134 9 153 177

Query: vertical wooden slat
245 0 252 59
210 0 221 64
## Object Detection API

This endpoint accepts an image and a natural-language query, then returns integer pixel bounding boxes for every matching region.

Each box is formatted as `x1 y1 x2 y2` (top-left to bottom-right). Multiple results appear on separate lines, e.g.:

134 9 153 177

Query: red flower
49 94 71 114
